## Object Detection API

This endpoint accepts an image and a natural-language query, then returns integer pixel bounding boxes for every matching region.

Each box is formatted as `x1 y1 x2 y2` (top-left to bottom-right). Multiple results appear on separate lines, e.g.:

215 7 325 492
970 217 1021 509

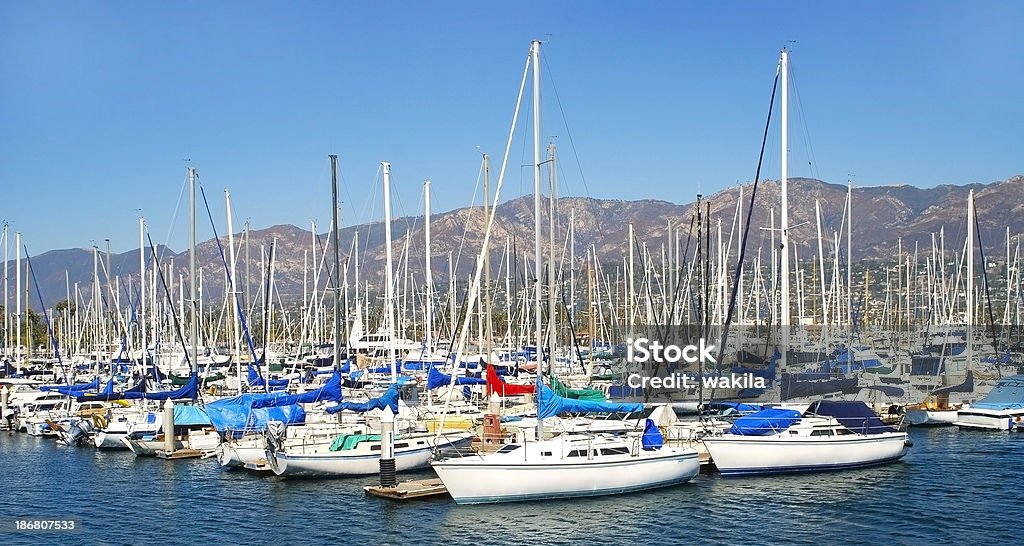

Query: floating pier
155 449 204 460
364 478 449 500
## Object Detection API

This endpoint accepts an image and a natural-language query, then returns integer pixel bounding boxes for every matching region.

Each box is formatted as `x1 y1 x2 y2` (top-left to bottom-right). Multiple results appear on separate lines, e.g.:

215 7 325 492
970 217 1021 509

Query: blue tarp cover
325 384 401 414
729 408 802 435
972 375 1024 409
537 383 643 419
171 404 213 426
250 372 344 408
427 367 487 390
805 400 894 434
205 395 307 436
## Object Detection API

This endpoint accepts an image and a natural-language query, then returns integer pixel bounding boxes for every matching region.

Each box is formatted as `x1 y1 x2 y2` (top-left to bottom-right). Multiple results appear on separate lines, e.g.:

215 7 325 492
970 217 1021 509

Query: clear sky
1 1 1021 255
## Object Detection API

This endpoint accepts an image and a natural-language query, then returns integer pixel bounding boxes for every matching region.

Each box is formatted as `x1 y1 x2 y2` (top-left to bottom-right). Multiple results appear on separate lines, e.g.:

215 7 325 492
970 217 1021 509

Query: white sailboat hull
702 432 910 476
906 409 958 426
218 441 268 468
269 433 473 477
94 430 129 449
432 448 700 504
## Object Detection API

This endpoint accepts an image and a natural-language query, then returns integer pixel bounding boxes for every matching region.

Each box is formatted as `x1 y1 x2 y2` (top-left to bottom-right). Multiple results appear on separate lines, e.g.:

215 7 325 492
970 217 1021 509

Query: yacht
702 401 911 476
955 375 1024 430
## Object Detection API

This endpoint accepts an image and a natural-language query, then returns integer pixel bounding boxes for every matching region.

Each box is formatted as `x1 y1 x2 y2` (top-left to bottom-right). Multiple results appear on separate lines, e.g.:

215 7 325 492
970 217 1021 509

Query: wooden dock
364 478 449 500
155 449 204 460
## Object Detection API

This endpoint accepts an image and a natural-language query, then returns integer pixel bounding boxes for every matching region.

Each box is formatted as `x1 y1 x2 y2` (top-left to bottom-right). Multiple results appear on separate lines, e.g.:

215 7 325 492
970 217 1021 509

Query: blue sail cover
247 364 290 389
74 378 144 402
249 372 344 408
427 366 487 390
781 373 859 401
861 384 906 397
325 384 400 414
728 407 802 435
537 383 643 419
704 401 763 415
932 370 974 396
731 348 779 385
125 375 198 400
206 395 307 437
805 400 894 434
641 418 663 450
41 378 100 394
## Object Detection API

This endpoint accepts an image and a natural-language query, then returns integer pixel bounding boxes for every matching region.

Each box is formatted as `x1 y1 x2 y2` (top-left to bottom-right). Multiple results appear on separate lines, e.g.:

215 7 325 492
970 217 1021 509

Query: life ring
92 414 108 429
924 396 938 411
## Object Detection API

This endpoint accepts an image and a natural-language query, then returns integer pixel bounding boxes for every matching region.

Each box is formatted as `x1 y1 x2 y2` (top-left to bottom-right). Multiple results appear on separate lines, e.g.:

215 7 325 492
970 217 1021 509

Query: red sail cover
486 364 535 396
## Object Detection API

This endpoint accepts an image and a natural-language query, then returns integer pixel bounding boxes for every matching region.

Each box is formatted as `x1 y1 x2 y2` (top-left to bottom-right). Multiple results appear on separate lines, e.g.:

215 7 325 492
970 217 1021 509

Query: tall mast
424 180 434 353
547 142 557 364
139 217 147 376
965 189 974 383
330 154 342 372
15 231 21 365
846 179 853 327
483 154 493 363
3 222 8 359
779 48 790 330
382 161 397 383
531 39 544 438
188 167 198 400
226 189 241 385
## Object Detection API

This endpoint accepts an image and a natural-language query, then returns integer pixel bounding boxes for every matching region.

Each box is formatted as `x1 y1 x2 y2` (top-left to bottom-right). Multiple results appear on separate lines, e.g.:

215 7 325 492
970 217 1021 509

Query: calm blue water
0 427 1020 545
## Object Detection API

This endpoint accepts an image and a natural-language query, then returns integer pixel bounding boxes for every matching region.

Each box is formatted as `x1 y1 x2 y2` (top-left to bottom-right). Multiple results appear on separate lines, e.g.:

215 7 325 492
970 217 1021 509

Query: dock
364 478 449 500
155 449 204 460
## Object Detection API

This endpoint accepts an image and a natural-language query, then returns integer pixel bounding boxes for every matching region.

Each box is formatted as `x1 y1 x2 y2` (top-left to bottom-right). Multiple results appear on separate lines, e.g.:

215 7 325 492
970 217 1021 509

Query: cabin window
789 430 799 435
496 444 521 454
541 451 552 456
600 447 630 456
836 429 854 435
567 449 588 457
810 429 834 436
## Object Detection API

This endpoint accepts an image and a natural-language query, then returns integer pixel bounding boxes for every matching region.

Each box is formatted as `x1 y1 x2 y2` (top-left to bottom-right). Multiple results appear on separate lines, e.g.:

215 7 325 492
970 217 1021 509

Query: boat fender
92 414 108 429
904 438 914 448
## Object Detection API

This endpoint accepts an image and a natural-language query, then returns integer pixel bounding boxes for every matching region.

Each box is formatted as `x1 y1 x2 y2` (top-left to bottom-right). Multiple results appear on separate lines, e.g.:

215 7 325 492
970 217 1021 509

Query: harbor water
1 426 1019 545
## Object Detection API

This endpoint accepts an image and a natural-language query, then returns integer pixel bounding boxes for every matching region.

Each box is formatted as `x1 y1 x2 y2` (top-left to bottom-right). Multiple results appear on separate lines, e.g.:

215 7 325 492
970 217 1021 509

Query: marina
3 3 1023 545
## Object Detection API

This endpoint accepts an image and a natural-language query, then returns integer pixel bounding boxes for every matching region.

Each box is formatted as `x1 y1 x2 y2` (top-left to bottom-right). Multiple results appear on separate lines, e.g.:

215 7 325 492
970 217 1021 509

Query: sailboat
430 41 700 504
701 49 911 476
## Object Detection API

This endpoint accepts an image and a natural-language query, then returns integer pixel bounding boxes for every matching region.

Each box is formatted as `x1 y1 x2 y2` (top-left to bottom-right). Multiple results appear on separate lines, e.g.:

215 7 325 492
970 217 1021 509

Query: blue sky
1 1 1021 254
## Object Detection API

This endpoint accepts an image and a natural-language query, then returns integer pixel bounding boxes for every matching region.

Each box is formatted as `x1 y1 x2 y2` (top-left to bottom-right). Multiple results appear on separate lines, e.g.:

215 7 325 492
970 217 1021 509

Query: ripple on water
1 427 1020 544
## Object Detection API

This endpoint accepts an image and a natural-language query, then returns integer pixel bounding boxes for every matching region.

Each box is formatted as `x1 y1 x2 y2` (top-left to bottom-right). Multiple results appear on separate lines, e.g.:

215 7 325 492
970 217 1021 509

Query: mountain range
5 175 1023 310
